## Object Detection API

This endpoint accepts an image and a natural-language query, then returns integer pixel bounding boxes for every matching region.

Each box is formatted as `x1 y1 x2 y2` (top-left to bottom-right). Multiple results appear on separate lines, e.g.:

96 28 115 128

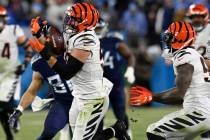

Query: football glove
29 38 52 60
15 61 28 75
130 86 153 105
8 109 22 129
124 66 135 84
31 16 48 38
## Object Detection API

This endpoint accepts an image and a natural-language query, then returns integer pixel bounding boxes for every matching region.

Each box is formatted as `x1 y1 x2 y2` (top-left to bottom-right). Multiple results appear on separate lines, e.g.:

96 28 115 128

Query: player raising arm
8 51 73 139
130 21 210 140
29 2 115 140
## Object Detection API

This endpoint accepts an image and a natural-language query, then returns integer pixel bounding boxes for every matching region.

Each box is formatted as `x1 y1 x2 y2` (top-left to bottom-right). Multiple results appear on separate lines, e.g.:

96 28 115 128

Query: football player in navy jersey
95 18 135 138
8 52 73 140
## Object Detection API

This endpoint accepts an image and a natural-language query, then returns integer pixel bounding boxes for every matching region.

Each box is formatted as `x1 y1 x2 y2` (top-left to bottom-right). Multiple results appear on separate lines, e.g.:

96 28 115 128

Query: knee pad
147 132 165 140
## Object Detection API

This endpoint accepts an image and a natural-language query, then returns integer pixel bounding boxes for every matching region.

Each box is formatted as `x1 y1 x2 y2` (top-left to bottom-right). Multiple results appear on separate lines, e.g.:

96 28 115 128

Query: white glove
161 49 173 65
124 66 135 84
31 96 54 112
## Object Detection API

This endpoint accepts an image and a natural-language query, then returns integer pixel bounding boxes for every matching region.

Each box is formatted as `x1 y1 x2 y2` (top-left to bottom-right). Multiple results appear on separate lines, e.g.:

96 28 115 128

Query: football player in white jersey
27 2 122 140
0 5 33 140
130 21 210 140
186 4 210 140
186 3 210 66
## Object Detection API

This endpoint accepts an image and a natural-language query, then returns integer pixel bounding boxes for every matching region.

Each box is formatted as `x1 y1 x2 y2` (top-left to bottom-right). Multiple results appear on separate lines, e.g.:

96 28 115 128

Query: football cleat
112 120 131 140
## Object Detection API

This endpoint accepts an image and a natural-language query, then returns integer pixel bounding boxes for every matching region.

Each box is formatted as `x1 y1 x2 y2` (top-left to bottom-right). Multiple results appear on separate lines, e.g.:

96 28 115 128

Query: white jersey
194 22 210 59
0 25 24 102
64 30 105 99
0 25 24 75
173 48 210 114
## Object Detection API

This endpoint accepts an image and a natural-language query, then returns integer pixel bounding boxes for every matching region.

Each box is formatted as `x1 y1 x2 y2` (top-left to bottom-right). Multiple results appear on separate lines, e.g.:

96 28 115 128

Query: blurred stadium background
0 0 210 139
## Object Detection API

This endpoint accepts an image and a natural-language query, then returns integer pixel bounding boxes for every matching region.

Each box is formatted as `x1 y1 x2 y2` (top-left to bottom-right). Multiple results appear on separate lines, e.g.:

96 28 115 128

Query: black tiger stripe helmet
163 21 196 50
63 2 99 34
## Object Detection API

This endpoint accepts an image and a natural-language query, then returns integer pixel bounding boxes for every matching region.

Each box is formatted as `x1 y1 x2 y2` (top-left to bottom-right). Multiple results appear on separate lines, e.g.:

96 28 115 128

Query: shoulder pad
107 32 124 41
73 32 97 51
31 54 42 66
173 50 192 67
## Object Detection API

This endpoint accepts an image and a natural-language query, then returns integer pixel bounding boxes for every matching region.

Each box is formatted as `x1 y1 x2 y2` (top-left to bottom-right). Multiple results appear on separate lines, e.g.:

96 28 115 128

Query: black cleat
12 119 21 133
112 120 131 140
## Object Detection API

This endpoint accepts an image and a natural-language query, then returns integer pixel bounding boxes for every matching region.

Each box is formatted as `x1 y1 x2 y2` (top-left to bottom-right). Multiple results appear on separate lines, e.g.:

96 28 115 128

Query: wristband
17 105 24 112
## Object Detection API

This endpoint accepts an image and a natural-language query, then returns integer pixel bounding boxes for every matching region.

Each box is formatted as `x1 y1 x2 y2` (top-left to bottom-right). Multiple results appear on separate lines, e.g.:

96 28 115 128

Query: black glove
8 109 22 129
15 61 29 75
39 42 53 60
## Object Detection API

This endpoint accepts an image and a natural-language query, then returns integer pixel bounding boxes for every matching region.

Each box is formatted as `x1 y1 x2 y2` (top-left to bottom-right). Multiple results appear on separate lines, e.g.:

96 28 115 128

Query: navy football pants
37 101 71 140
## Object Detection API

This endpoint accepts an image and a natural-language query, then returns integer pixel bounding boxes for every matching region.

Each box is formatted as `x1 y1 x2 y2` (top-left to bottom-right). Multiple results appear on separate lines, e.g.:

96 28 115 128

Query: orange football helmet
0 6 7 30
0 6 7 16
163 21 196 51
186 3 209 31
63 2 99 34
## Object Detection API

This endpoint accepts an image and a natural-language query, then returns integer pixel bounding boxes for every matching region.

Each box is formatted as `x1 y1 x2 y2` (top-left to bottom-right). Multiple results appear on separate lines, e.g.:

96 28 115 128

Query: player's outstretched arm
153 63 194 105
118 42 136 84
18 71 43 110
30 17 88 80
8 72 43 128
130 63 194 106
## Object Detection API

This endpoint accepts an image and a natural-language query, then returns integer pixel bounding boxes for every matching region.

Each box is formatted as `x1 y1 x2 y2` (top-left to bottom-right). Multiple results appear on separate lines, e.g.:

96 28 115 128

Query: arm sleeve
52 55 84 80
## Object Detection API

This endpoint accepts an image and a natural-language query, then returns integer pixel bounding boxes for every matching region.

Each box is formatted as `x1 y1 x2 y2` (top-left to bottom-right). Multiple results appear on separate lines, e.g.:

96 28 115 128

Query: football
47 25 65 55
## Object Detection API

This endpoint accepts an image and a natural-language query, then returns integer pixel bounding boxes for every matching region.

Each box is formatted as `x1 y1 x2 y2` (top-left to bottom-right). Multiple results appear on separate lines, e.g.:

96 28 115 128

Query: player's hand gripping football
31 16 48 38
130 86 153 105
8 109 22 129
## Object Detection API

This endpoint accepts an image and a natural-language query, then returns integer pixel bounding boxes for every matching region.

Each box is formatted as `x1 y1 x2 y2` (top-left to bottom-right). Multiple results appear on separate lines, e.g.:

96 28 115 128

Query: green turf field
0 107 201 140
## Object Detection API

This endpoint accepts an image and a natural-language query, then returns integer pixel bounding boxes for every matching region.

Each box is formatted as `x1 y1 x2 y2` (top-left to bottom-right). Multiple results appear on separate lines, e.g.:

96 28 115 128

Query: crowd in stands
1 0 210 91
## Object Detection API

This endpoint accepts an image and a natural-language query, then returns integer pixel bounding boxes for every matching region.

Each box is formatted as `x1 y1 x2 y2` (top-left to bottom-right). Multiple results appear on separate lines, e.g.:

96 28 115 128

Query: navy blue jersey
100 37 127 86
31 54 73 105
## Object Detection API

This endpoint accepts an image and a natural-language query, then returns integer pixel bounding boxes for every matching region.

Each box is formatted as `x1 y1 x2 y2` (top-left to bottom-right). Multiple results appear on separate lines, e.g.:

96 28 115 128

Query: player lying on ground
130 21 210 140
8 26 73 140
0 5 33 140
28 2 130 140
